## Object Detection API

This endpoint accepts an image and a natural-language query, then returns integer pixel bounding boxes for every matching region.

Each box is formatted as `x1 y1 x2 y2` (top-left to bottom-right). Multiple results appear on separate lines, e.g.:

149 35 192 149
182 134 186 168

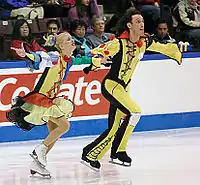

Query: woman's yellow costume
6 51 74 130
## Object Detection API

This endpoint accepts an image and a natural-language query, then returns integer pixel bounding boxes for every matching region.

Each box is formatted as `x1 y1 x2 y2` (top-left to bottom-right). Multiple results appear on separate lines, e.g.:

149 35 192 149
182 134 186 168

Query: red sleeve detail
109 35 115 40
104 50 110 55
99 44 105 48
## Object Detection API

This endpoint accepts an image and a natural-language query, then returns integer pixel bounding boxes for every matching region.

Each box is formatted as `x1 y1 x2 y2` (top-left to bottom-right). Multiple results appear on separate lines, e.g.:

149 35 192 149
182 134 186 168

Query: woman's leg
32 116 70 166
46 120 58 154
43 116 70 147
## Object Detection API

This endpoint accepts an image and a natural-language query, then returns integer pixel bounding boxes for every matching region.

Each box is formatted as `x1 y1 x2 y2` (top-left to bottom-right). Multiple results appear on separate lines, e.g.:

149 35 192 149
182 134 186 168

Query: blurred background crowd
0 0 200 61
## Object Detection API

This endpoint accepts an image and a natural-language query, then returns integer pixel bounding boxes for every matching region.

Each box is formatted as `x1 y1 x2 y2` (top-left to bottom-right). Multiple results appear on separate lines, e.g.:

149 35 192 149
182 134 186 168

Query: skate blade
109 159 131 167
80 160 100 172
30 153 45 168
30 170 51 179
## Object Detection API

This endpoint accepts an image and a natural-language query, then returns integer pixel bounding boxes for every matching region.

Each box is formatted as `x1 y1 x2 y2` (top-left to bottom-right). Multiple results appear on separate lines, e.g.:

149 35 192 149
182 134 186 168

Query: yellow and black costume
82 30 182 168
6 51 76 131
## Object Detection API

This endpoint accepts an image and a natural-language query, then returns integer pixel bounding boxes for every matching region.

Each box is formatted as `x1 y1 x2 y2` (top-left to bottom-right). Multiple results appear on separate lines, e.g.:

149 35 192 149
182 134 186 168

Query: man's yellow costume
82 30 182 168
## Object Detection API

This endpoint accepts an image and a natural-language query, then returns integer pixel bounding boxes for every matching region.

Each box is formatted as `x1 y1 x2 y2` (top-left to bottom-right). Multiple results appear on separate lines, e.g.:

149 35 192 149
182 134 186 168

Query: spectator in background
104 0 135 33
173 0 200 49
39 19 61 51
135 0 160 34
10 19 46 60
8 0 66 19
68 0 100 33
9 0 44 19
70 19 91 57
1 0 32 19
86 15 115 48
152 20 176 44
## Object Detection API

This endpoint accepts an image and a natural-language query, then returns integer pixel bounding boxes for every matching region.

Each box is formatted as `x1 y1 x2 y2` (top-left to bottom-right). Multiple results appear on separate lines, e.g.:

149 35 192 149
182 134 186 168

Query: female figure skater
7 32 76 177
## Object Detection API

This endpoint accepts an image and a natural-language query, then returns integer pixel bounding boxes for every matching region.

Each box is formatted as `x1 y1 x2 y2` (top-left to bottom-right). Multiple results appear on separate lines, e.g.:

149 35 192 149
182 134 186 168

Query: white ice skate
30 143 47 168
30 160 51 178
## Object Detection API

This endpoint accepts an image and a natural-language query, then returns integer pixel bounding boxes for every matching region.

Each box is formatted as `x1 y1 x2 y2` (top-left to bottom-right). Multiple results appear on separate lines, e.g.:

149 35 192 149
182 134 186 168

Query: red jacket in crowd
10 40 46 60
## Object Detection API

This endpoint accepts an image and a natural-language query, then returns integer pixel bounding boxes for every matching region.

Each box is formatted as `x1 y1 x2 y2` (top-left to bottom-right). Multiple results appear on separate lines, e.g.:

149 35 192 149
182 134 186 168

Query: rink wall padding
1 112 200 142
1 52 200 142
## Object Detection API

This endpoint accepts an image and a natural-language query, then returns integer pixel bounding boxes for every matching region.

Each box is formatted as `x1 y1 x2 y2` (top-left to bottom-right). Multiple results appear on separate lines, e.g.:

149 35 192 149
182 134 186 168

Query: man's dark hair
46 19 60 29
116 7 141 36
156 19 168 28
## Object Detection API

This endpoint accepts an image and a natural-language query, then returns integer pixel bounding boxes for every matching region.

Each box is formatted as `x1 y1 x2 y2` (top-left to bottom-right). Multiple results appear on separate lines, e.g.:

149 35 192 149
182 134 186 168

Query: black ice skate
30 160 51 178
110 152 132 167
81 151 101 171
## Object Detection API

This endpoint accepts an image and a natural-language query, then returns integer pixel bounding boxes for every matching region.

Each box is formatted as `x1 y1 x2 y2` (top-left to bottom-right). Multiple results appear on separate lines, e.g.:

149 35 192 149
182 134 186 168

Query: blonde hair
55 32 70 51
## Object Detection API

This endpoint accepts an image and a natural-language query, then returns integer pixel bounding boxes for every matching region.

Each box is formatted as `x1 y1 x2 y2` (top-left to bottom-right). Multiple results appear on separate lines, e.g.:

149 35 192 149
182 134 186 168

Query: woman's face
81 0 90 6
61 33 76 56
73 26 86 39
20 23 29 38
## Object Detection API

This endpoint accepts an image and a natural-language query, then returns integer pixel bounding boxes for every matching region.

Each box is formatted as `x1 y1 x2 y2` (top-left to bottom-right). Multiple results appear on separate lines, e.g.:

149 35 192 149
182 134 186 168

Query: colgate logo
0 77 31 111
0 76 101 111
0 69 109 121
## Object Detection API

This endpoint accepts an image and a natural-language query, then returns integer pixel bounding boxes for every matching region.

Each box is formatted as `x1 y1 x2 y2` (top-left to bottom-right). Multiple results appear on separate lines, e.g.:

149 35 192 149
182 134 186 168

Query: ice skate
30 143 48 168
110 152 132 167
81 151 101 171
30 160 51 178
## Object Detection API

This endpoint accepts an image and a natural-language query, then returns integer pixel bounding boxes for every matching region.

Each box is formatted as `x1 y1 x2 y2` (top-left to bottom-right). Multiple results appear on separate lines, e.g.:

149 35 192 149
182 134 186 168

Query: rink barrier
0 52 200 142
1 112 200 142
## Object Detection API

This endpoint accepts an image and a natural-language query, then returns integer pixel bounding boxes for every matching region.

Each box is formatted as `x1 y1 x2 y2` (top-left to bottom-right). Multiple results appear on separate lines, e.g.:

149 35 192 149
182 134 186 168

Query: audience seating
0 20 13 35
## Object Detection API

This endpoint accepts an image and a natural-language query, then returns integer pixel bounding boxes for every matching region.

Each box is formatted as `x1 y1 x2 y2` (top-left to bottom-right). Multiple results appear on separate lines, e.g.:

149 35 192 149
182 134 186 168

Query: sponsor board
1 53 200 142
0 68 110 123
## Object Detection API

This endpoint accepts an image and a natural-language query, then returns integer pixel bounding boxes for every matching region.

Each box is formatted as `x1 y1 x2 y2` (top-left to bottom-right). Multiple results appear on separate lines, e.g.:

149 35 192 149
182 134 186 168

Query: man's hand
101 56 112 65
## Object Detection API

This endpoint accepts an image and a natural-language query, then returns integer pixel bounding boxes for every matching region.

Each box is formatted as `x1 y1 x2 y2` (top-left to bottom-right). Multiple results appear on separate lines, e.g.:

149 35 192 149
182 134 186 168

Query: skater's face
57 32 76 56
20 23 29 38
128 14 144 36
157 23 168 38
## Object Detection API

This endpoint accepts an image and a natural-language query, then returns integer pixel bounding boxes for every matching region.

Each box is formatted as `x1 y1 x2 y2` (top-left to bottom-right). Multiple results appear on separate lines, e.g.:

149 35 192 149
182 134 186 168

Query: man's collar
118 30 129 39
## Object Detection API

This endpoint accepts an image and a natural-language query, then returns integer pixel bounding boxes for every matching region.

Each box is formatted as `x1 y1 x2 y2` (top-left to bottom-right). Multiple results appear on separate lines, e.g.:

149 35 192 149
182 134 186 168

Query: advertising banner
0 67 110 123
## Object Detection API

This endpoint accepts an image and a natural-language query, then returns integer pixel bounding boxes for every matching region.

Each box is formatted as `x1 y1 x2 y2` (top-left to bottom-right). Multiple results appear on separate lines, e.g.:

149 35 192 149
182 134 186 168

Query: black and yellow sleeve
90 38 120 71
146 38 182 65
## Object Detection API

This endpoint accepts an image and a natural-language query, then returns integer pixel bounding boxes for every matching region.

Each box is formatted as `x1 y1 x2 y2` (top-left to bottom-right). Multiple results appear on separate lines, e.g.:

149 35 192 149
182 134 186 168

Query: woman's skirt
6 92 74 131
